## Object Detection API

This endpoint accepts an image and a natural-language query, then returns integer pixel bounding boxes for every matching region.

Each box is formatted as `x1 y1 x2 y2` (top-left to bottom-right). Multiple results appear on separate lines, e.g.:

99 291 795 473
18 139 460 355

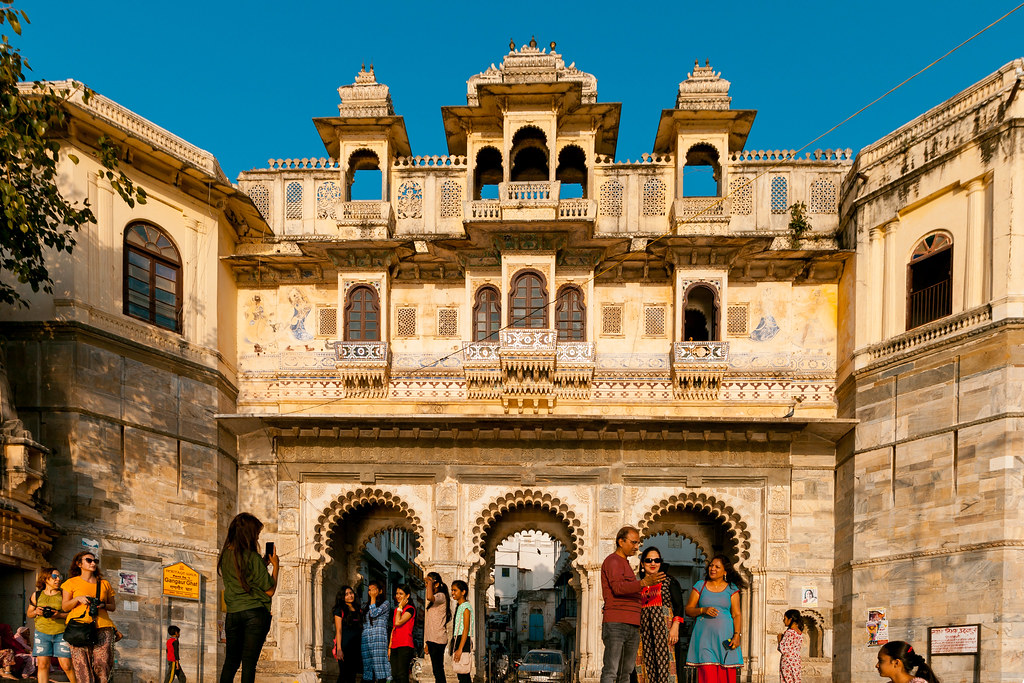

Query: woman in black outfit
333 585 363 683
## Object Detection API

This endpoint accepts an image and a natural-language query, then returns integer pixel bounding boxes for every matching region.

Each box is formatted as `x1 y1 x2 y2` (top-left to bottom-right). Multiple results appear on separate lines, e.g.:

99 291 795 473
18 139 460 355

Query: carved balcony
465 200 502 221
498 181 560 221
335 200 395 239
463 341 501 399
327 340 391 398
557 199 597 220
671 196 731 234
671 341 729 400
554 342 596 399
499 329 557 413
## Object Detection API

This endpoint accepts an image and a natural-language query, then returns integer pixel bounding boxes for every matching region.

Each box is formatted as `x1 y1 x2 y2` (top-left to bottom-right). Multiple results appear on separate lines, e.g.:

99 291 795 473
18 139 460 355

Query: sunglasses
49 573 61 579
82 558 99 565
643 558 663 564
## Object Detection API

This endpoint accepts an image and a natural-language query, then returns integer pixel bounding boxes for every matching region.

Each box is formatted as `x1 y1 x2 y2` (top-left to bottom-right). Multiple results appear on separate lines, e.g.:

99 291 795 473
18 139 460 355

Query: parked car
515 649 566 683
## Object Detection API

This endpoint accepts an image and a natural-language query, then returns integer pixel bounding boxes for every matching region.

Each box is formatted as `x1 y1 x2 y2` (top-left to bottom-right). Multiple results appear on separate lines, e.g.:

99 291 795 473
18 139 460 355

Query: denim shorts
33 630 71 658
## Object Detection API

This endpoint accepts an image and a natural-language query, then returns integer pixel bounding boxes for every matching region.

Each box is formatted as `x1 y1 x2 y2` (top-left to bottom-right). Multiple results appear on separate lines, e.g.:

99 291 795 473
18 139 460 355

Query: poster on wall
81 538 100 555
801 586 818 606
866 608 889 647
117 570 138 595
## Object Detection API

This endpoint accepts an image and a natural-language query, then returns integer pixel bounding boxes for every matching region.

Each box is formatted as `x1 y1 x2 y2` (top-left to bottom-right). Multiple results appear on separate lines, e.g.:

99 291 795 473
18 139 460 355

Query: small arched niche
475 146 503 200
556 145 587 199
347 149 382 200
683 143 722 198
511 126 550 182
683 283 720 341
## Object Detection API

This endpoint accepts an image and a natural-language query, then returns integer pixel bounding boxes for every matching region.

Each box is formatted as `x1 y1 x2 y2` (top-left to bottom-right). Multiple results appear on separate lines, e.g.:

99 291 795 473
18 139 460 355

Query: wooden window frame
509 270 548 329
555 285 586 341
343 284 381 341
122 222 183 333
473 286 501 342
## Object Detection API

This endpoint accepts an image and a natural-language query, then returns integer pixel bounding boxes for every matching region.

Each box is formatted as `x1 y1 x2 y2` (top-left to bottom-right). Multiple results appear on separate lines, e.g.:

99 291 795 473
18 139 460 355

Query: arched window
556 146 587 199
510 127 549 182
509 271 548 329
473 286 501 342
907 232 953 329
474 147 503 200
347 149 382 201
344 285 381 341
683 143 721 197
683 284 720 341
555 285 585 341
123 222 182 332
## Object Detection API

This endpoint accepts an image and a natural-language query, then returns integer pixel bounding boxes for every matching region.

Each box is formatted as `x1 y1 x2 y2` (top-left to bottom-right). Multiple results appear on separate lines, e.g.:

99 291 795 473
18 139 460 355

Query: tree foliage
787 201 811 248
0 6 145 307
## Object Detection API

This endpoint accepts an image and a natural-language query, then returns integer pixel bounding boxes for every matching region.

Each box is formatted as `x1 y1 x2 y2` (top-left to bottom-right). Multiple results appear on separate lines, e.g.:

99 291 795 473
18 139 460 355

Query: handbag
452 651 472 675
62 579 102 648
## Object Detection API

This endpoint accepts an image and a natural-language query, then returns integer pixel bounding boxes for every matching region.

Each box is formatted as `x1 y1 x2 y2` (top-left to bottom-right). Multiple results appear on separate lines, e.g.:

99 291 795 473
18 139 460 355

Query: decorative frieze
671 341 729 400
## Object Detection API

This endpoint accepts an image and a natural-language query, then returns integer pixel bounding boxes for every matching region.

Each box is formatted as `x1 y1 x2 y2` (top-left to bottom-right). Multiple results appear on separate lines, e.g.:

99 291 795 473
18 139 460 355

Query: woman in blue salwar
361 580 391 683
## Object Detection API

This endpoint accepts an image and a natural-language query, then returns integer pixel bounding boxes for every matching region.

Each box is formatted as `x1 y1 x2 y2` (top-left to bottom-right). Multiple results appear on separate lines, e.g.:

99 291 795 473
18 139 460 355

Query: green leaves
0 7 146 307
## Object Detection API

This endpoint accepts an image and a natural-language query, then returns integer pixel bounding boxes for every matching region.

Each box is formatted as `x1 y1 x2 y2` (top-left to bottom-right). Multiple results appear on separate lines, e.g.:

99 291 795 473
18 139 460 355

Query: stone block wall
2 328 237 683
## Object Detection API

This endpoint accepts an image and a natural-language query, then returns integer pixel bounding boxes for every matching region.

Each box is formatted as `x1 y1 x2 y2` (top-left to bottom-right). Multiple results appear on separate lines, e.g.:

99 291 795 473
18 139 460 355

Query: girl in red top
389 584 416 683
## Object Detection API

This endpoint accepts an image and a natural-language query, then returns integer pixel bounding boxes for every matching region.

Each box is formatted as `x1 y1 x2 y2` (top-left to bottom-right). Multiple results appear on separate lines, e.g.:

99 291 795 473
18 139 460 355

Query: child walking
777 609 804 683
165 626 186 683
876 641 940 683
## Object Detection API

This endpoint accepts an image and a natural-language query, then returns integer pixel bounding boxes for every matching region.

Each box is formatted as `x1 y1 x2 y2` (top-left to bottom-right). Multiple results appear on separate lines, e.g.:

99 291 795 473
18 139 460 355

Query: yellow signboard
162 562 201 600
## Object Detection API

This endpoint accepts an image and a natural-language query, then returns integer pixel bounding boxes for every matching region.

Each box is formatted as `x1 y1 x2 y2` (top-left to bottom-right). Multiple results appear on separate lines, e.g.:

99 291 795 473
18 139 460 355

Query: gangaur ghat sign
162 561 201 600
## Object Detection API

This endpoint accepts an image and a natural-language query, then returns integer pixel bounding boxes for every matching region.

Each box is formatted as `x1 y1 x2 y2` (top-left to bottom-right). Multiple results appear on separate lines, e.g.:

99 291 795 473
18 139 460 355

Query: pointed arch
314 487 424 561
638 492 751 562
471 489 584 562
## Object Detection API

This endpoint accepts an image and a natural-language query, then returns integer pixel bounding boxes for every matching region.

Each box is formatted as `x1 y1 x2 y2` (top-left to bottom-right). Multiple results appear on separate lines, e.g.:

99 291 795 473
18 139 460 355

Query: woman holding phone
217 513 279 683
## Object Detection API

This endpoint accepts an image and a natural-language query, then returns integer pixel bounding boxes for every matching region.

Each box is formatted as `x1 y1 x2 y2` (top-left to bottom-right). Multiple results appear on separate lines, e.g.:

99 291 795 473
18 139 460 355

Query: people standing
635 547 685 683
777 610 803 683
389 584 416 683
165 625 186 683
423 572 451 683
333 585 363 683
601 526 666 683
684 554 746 683
217 512 279 683
27 567 76 683
61 551 117 683
361 580 391 683
450 580 473 683
876 641 941 683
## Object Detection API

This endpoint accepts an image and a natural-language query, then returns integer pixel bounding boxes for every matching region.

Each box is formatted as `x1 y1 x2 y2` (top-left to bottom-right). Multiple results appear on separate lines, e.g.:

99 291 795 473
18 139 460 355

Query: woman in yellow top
61 552 116 683
27 567 76 683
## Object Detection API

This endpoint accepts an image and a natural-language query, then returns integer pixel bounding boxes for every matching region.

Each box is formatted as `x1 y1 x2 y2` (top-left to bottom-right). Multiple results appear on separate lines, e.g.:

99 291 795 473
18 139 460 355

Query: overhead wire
260 1 1023 419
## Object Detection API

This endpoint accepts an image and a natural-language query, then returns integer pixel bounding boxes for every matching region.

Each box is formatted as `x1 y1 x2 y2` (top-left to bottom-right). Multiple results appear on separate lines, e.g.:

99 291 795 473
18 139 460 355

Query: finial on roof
676 59 731 110
510 38 516 51
529 36 537 48
550 41 556 51
705 59 710 67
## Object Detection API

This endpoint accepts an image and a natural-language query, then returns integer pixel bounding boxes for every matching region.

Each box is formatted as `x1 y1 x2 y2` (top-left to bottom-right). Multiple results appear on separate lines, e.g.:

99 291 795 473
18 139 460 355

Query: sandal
1 672 17 680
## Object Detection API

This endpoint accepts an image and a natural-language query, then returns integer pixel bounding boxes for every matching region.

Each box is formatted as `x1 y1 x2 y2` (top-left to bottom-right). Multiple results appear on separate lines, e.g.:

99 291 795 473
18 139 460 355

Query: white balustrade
672 341 730 364
558 199 596 219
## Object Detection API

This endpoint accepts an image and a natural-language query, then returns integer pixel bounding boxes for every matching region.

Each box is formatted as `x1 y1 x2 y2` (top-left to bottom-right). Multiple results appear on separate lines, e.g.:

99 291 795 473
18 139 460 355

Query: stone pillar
964 178 988 309
310 559 324 670
749 570 765 683
881 219 901 338
868 226 885 344
580 565 602 683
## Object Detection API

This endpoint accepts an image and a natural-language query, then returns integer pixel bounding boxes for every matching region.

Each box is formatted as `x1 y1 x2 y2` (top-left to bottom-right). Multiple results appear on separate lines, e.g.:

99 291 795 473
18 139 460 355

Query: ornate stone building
2 42 1023 683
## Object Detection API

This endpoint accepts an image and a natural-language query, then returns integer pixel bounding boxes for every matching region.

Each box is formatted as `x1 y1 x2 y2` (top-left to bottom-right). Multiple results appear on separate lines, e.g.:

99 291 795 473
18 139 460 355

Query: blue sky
13 1 1022 180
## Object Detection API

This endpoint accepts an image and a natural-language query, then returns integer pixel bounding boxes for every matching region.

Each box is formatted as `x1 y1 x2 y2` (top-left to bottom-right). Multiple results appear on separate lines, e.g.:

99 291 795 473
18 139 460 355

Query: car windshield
523 653 562 665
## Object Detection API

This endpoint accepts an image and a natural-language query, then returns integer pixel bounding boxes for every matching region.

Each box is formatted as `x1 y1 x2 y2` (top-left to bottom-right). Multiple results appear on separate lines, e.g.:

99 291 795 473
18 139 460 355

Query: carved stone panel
436 482 457 509
599 485 620 512
769 486 789 514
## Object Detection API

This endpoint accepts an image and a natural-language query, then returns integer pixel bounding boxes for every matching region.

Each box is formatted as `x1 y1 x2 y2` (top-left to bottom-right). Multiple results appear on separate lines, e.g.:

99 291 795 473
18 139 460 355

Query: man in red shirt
601 526 665 683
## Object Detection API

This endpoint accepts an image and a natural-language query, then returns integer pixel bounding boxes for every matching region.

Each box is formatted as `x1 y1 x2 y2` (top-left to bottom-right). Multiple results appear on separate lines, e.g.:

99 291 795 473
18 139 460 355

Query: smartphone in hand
264 541 275 563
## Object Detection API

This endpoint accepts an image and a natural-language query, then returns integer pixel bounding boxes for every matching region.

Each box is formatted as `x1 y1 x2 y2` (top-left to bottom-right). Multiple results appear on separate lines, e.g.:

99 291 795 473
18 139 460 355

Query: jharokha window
344 285 381 341
907 233 953 330
509 271 548 328
555 285 585 341
473 286 501 342
123 223 182 332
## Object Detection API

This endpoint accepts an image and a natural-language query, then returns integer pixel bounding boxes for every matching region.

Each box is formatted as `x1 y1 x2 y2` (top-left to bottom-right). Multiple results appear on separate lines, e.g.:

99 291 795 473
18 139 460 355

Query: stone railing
558 199 596 219
331 341 389 361
393 155 468 167
555 342 595 364
465 341 500 362
671 341 729 400
672 341 730 363
675 196 727 217
466 201 501 220
866 305 992 362
503 181 559 202
266 157 341 169
340 201 391 221
729 149 854 162
327 340 391 398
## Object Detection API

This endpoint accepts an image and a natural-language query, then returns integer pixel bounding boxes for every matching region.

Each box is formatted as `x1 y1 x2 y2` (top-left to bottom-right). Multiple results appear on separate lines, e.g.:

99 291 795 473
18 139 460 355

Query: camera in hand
86 597 101 617
40 607 56 618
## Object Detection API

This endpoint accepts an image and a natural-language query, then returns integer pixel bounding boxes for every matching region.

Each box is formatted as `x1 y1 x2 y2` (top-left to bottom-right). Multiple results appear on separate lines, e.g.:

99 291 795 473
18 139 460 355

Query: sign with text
929 624 980 655
162 562 201 600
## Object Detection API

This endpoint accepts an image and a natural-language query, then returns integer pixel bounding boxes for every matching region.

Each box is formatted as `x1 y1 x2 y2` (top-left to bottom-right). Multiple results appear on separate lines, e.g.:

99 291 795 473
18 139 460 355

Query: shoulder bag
62 580 102 648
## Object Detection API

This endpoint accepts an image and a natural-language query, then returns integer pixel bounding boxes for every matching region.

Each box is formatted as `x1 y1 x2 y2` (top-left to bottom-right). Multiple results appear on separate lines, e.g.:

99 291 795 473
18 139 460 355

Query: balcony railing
671 341 729 400
466 201 501 220
504 181 558 202
331 341 389 361
339 200 391 221
557 199 596 219
907 279 952 330
327 340 391 398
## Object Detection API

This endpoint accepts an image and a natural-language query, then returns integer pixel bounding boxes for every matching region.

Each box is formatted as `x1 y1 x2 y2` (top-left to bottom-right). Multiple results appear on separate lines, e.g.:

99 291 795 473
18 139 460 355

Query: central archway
470 490 585 678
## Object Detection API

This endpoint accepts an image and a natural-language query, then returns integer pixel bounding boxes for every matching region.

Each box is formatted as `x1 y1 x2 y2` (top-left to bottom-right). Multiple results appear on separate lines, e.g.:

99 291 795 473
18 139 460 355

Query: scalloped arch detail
471 489 583 559
314 487 424 558
638 492 751 561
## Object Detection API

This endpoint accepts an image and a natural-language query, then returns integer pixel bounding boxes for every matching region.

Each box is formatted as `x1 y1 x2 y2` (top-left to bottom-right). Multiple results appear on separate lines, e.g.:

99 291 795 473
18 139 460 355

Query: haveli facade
1 41 1022 683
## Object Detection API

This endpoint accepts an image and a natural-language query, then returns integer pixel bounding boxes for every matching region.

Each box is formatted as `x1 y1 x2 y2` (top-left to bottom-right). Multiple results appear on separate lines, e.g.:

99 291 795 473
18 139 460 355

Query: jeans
390 646 415 683
601 622 640 683
220 607 272 683
426 641 447 683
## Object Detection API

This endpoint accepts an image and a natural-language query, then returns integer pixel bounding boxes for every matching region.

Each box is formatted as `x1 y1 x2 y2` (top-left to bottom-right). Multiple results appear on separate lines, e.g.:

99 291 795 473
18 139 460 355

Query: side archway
638 492 751 562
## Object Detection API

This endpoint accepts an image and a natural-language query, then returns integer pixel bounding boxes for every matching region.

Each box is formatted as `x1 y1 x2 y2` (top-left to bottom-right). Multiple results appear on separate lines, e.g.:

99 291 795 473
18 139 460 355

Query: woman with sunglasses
635 547 685 683
28 568 77 683
61 552 116 683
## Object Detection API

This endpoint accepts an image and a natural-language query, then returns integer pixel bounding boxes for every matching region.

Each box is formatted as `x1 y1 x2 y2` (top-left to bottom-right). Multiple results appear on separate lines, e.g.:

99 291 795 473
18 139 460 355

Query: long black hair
367 579 386 605
217 513 264 593
427 572 452 625
334 585 361 615
783 609 804 631
878 641 940 683
637 546 665 580
705 554 748 590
